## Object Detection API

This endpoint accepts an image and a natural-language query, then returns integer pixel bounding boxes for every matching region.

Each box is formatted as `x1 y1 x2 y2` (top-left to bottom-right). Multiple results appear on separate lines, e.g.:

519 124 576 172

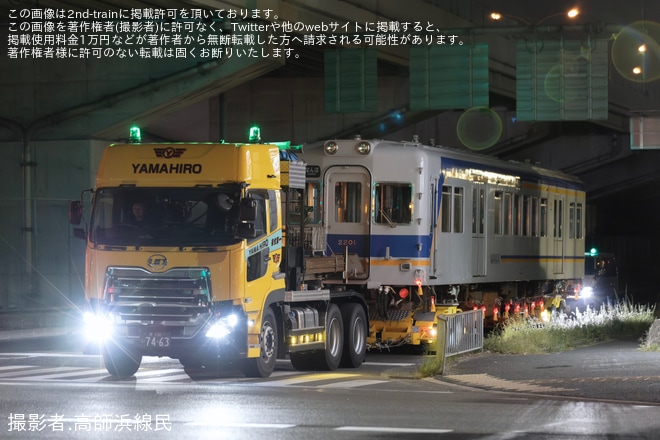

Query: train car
297 136 585 344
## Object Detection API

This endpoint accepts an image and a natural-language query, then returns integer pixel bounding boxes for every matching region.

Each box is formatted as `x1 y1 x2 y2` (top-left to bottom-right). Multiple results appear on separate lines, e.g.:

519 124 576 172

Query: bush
484 298 656 354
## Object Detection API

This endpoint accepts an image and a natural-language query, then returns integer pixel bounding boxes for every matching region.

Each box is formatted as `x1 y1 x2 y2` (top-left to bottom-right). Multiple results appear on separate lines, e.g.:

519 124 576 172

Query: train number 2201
337 239 357 246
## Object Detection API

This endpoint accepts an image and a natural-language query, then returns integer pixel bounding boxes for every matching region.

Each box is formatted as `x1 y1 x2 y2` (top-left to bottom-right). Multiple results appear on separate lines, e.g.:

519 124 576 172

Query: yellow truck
70 133 378 378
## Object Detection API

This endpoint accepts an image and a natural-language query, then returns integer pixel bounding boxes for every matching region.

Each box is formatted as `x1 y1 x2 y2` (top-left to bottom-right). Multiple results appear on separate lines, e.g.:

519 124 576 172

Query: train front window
89 188 242 247
375 182 413 225
335 181 361 223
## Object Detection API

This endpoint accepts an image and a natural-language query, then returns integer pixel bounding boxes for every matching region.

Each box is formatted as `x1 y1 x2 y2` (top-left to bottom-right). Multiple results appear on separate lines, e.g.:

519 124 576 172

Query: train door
471 183 486 277
553 197 564 274
325 166 370 279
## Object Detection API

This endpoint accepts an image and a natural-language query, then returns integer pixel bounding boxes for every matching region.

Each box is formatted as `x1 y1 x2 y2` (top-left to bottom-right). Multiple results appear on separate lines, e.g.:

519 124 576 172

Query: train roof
300 138 584 189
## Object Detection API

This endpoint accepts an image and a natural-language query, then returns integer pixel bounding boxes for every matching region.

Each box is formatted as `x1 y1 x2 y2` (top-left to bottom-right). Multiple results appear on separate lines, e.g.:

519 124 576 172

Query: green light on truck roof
248 125 261 143
129 125 141 144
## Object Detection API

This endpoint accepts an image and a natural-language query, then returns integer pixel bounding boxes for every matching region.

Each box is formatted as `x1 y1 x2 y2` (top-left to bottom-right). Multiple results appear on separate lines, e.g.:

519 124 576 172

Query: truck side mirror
69 200 82 225
237 197 260 239
239 198 257 221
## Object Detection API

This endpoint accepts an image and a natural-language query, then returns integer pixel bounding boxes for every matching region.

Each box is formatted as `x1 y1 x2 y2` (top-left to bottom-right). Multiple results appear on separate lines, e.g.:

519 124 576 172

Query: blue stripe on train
327 234 584 263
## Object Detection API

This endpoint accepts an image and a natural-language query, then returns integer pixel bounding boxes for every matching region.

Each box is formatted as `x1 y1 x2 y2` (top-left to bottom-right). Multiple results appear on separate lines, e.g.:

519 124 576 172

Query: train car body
298 137 585 344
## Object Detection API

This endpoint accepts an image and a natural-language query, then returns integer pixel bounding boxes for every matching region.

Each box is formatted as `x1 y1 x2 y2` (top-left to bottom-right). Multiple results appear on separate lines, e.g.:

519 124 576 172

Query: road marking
133 368 185 378
140 373 192 382
0 366 82 378
0 365 38 371
363 361 415 367
336 426 453 434
27 368 108 380
186 421 297 428
317 379 389 388
0 365 393 389
253 372 359 387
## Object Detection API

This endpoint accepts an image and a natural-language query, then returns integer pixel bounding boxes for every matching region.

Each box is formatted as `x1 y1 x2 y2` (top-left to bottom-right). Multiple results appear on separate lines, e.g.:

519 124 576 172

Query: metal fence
439 309 484 357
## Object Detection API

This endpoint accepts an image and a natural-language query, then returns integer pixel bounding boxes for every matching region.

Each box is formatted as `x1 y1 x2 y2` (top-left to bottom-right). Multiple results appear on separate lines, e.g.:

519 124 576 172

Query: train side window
576 203 583 239
522 195 530 236
441 186 451 232
531 197 539 237
513 194 521 236
453 187 464 233
374 182 413 225
335 181 361 223
540 198 548 237
306 181 322 224
553 199 563 238
504 192 512 235
568 202 583 239
494 191 503 235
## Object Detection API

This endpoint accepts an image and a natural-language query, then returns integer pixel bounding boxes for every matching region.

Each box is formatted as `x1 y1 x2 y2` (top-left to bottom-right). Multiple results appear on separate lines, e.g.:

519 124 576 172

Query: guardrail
436 309 484 374
442 309 484 357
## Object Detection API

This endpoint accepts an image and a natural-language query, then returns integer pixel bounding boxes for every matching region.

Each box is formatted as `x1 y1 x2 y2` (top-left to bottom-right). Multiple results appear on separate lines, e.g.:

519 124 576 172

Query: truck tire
178 356 202 369
339 303 367 368
289 305 345 371
102 342 142 379
317 304 344 370
241 308 278 378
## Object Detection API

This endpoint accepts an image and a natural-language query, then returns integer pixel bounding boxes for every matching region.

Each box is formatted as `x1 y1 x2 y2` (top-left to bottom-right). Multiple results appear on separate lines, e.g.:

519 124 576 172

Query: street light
489 7 580 26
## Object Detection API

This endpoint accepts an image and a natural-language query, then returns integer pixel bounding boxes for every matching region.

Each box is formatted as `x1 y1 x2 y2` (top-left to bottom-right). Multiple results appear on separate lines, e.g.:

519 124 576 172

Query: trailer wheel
102 342 142 379
317 304 344 370
241 308 278 378
340 303 367 368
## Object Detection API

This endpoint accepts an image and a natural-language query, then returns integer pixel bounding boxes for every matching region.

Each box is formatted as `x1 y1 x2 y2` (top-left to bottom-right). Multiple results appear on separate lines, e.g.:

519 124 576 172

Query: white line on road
336 426 453 434
317 379 389 388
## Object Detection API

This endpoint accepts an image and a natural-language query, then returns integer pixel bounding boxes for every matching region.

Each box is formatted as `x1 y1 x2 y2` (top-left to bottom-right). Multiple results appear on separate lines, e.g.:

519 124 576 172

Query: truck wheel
179 356 203 369
102 343 142 379
316 304 344 370
339 303 367 368
242 308 278 378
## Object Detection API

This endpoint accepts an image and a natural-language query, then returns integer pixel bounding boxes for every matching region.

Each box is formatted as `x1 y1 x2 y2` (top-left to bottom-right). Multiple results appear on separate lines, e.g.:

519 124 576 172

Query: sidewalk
438 337 660 404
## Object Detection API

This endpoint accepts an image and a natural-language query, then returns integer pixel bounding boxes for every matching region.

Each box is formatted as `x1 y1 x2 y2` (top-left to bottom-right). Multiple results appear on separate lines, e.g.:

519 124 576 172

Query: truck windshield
89 188 241 247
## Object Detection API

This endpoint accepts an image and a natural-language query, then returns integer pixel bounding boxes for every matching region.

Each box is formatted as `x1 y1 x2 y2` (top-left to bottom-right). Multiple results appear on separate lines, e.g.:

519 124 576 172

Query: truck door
325 166 370 279
471 183 486 277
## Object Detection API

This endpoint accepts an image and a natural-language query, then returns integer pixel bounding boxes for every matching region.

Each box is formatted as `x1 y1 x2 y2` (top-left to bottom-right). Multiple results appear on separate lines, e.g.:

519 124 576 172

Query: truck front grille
104 267 212 324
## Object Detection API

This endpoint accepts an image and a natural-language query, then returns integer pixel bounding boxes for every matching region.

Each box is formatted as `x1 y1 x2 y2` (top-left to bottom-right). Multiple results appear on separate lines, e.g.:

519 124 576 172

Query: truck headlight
83 311 114 342
206 314 239 339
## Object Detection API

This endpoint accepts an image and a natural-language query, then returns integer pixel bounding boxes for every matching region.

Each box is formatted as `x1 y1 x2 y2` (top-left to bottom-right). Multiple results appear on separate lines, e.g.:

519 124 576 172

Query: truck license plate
143 333 171 348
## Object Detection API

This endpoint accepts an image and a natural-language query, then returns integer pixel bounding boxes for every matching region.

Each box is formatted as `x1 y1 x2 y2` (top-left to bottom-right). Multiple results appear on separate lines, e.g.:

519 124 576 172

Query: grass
484 298 656 354
417 356 444 378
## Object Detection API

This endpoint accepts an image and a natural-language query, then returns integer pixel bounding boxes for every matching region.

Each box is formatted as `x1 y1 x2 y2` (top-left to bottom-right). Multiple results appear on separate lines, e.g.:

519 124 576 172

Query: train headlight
324 141 338 155
356 141 371 155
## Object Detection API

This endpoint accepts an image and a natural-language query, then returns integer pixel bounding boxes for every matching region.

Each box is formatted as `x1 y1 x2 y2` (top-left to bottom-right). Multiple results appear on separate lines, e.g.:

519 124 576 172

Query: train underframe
356 278 580 350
